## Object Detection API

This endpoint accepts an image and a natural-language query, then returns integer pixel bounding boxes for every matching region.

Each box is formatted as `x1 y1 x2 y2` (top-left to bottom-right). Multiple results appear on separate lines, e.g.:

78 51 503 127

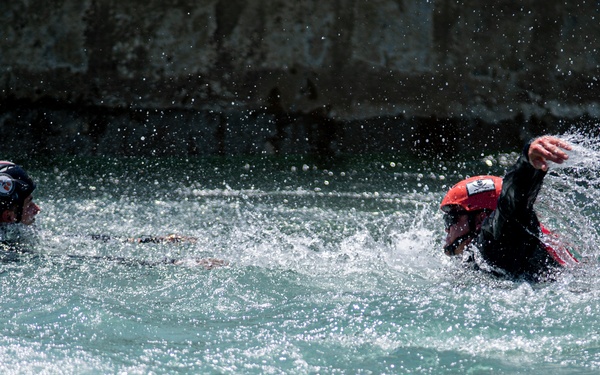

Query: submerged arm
87 234 226 269
90 234 197 244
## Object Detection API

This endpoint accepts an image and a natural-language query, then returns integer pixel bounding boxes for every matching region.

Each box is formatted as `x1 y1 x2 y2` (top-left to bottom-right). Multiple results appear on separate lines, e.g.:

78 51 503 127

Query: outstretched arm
479 136 568 272
128 234 198 244
88 234 226 269
528 136 572 171
91 234 198 244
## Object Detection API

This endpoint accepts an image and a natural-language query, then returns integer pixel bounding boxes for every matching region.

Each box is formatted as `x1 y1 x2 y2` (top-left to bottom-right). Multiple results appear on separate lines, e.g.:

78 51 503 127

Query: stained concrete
1 1 599 157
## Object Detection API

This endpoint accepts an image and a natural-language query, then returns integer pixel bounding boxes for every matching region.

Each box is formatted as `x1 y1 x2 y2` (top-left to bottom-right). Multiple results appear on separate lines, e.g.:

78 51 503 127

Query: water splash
537 130 600 261
8 144 600 373
551 132 600 171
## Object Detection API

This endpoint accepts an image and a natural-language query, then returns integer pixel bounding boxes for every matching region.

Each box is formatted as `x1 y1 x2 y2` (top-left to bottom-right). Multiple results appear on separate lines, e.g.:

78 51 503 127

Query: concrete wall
1 0 599 157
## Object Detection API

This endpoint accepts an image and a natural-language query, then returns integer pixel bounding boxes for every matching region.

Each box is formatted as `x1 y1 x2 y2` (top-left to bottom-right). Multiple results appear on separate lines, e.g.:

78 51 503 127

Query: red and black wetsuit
467 141 563 281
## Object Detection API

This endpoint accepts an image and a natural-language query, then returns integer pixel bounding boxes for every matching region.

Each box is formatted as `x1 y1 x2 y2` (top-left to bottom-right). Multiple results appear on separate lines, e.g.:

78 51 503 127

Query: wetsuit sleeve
494 140 547 230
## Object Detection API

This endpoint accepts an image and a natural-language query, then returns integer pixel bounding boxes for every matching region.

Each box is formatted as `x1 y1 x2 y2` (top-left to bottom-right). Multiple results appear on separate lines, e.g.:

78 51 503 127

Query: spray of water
536 131 600 262
12 133 600 373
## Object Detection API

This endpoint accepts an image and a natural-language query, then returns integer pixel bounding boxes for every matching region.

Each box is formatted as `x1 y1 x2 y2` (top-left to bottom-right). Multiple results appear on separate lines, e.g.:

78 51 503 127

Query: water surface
2 132 600 374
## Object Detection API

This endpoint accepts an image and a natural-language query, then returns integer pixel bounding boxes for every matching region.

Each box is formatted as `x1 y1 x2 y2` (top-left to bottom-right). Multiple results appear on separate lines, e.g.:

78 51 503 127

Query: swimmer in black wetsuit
0 161 226 269
440 136 575 281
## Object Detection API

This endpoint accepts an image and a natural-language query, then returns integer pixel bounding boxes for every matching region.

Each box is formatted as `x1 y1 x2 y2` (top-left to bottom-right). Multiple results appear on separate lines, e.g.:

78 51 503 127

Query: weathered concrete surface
1 0 599 157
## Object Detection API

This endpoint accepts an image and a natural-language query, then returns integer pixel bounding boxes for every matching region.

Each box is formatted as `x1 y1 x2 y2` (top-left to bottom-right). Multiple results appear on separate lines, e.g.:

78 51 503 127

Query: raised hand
528 136 572 171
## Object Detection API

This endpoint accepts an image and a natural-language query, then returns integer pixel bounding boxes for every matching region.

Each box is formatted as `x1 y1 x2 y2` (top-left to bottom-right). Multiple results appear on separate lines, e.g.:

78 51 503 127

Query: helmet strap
467 212 479 233
15 204 22 223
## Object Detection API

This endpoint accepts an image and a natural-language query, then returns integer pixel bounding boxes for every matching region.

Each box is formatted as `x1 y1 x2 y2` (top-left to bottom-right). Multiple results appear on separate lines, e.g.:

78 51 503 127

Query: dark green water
2 132 600 374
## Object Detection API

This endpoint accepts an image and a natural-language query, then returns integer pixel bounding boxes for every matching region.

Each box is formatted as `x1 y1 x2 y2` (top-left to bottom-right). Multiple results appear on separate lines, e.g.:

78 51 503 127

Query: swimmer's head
440 176 502 256
0 161 38 224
